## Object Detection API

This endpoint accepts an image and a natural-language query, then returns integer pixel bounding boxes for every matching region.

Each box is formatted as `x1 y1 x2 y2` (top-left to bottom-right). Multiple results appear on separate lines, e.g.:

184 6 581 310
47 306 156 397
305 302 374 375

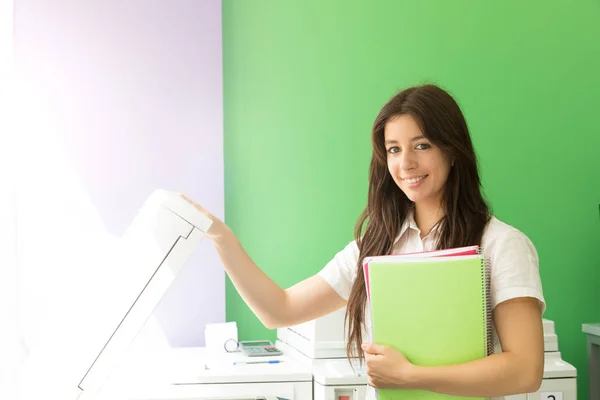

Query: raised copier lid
20 190 212 400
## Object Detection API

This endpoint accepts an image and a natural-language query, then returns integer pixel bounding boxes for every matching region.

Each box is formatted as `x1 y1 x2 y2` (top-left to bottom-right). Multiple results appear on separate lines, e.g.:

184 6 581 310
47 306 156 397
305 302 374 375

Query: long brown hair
345 84 491 360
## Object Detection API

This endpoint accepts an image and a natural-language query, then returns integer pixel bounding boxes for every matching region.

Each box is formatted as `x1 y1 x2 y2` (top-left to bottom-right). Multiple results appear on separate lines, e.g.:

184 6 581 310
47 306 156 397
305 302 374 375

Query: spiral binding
477 247 494 356
484 257 493 356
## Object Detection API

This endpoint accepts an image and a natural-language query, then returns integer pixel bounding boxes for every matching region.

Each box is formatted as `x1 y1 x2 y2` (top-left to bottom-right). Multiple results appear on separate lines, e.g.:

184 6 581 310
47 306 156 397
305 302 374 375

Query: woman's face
384 114 451 209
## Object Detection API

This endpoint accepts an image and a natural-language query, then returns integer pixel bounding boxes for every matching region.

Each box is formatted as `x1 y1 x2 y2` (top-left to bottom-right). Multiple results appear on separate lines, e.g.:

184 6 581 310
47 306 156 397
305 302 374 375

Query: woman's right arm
183 195 346 329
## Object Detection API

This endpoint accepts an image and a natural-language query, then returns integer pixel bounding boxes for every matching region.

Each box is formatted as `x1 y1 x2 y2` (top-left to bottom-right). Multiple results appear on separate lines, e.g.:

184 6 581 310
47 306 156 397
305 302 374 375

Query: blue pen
233 360 283 365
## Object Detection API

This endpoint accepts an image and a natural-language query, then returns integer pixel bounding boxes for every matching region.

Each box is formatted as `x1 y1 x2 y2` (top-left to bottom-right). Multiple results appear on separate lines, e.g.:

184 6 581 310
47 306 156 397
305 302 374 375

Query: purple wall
14 0 224 348
0 1 19 396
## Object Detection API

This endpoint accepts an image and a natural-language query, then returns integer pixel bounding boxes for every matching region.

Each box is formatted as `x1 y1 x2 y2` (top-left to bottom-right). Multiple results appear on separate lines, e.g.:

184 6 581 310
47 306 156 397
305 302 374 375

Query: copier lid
21 190 212 400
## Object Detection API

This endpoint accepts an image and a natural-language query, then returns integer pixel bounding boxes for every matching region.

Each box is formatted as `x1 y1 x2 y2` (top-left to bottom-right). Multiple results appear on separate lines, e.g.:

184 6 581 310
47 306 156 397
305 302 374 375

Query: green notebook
365 253 492 400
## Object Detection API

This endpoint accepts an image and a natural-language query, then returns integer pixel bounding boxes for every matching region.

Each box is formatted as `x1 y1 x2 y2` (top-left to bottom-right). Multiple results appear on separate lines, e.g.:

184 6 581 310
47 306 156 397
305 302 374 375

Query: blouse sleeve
487 230 546 314
317 240 360 301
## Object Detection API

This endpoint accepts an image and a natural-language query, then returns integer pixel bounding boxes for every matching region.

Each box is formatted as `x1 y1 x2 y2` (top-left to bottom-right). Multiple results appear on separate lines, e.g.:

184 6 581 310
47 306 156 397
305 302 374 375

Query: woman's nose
399 151 417 171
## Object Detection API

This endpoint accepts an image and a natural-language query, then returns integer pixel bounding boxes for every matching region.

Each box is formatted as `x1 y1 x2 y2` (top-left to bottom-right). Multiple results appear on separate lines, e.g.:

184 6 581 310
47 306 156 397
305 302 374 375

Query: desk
583 323 600 400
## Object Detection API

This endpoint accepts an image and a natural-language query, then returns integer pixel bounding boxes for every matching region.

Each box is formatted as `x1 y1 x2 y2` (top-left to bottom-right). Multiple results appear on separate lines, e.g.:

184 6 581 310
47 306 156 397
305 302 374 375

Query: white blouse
318 211 545 400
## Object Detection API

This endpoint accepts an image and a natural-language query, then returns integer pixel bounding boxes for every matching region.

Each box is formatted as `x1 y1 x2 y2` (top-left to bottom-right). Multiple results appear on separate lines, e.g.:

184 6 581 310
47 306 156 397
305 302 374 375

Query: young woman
182 84 545 399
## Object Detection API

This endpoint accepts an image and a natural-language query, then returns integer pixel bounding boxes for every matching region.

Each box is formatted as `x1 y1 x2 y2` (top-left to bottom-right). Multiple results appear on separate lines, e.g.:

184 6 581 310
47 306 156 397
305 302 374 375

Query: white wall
0 0 19 397
14 0 225 356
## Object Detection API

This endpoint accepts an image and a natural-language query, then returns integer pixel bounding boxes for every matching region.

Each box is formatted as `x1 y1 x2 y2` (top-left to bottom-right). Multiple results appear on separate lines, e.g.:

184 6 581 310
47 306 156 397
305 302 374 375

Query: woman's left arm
363 297 544 397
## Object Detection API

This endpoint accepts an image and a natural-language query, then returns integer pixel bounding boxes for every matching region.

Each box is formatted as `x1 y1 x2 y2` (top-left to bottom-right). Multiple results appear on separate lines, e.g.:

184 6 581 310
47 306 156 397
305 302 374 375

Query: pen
233 360 283 365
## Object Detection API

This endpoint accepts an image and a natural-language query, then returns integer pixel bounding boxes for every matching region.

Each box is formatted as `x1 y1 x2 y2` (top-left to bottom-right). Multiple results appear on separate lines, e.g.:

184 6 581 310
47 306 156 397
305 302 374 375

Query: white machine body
103 347 312 400
276 311 577 400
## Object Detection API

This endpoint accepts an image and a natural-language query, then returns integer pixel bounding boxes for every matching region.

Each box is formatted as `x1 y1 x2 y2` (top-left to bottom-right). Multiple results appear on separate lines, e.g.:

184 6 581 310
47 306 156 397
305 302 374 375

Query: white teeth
403 175 426 184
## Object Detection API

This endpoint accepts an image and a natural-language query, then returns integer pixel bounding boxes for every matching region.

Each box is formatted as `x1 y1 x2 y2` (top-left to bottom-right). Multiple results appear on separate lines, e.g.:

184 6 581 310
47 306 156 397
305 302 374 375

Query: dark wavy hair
345 84 491 360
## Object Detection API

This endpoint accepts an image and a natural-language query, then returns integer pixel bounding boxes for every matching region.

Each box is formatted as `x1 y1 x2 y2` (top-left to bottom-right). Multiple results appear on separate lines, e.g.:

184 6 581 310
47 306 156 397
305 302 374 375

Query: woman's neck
414 200 445 240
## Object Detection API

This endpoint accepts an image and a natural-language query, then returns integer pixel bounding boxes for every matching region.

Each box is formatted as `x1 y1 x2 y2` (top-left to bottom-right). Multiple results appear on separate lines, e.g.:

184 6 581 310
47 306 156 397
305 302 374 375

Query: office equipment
19 189 310 400
582 322 600 400
105 346 311 399
20 189 213 400
518 318 577 400
277 308 577 400
366 253 491 400
276 307 369 400
240 340 283 357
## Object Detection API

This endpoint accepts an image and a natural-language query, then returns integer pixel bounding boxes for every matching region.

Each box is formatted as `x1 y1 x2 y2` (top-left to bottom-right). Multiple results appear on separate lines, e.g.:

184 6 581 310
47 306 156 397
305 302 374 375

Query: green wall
222 1 600 398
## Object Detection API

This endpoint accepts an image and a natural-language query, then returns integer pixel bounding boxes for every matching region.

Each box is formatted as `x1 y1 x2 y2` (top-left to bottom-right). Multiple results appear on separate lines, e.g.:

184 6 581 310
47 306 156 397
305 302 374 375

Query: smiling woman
182 84 546 400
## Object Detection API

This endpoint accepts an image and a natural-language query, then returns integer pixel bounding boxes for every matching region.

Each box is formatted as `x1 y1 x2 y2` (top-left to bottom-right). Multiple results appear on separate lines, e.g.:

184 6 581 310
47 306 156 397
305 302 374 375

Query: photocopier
20 189 312 400
276 307 577 400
